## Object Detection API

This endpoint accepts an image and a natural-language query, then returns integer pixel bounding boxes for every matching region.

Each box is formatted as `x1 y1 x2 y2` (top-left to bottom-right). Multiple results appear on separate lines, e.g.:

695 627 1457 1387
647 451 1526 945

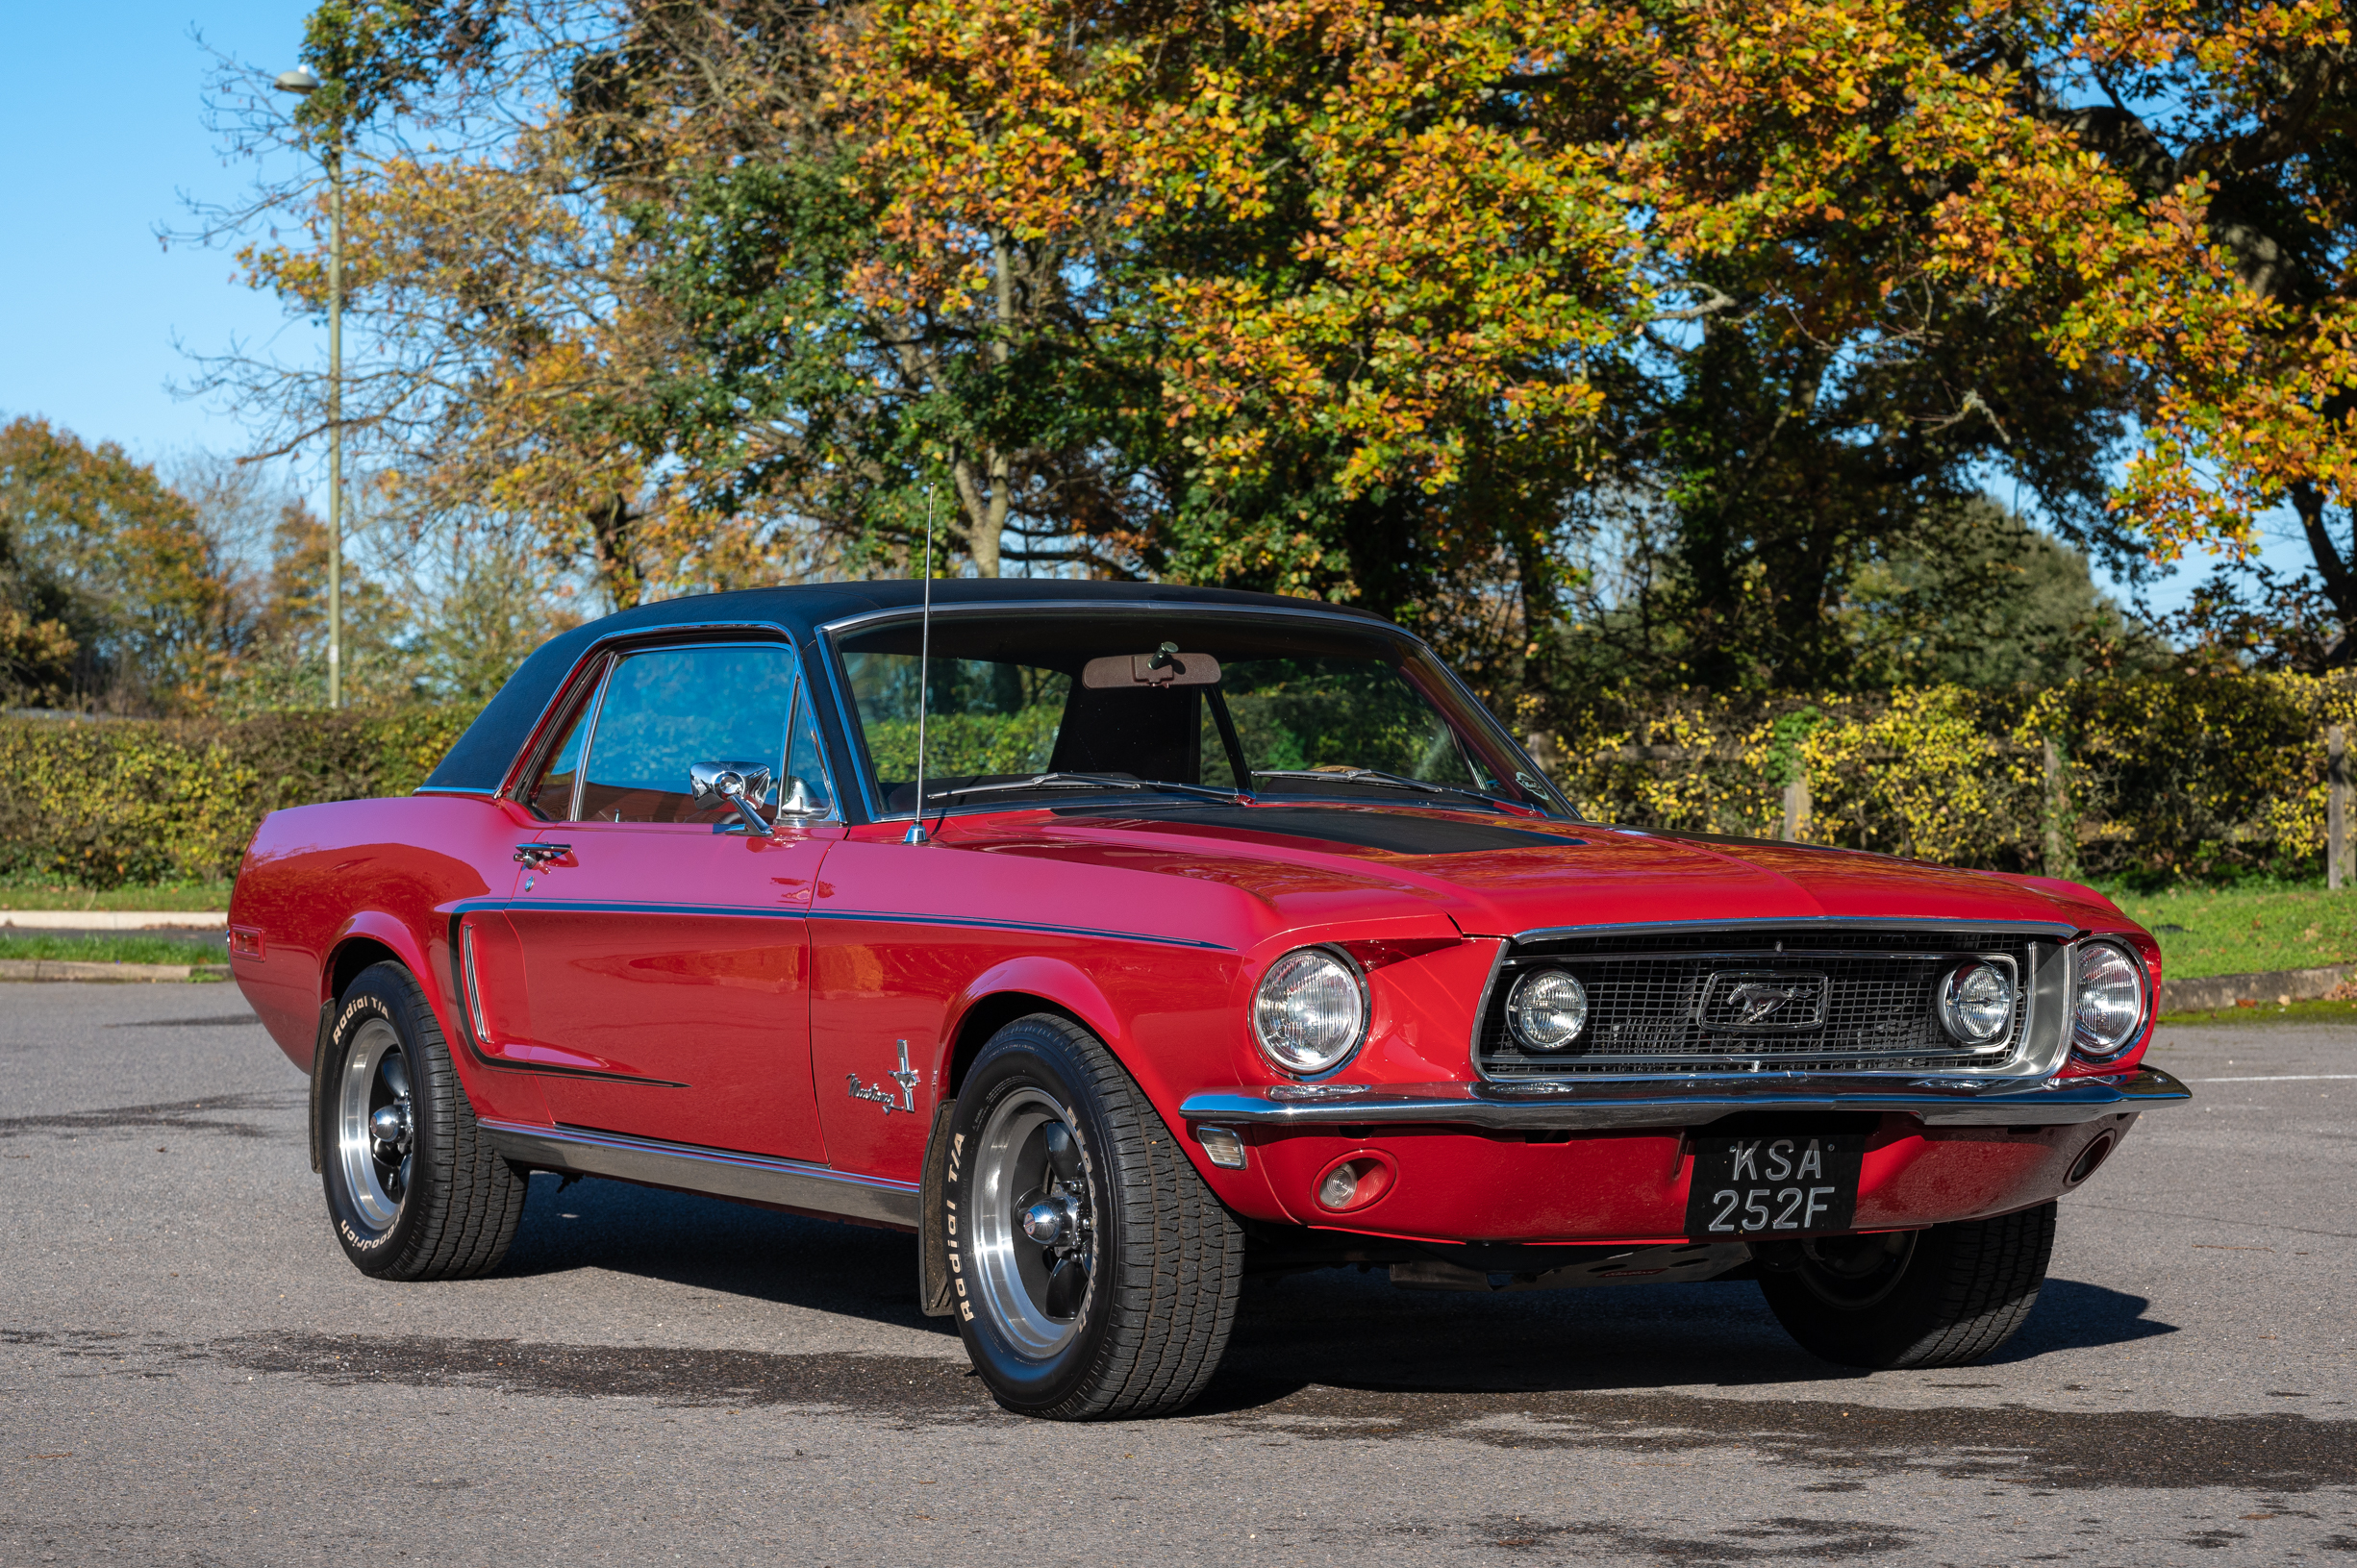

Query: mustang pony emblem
1727 982 1815 1024
1700 971 1830 1030
848 1039 923 1115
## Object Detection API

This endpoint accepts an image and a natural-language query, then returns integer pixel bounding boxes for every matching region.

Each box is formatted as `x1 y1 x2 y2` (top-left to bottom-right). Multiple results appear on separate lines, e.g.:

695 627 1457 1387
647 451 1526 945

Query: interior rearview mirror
1081 641 1221 689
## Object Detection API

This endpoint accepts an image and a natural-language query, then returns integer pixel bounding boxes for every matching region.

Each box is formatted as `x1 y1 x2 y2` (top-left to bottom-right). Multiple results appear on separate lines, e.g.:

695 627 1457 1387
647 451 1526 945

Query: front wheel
942 1014 1243 1419
318 961 528 1280
1758 1203 2056 1370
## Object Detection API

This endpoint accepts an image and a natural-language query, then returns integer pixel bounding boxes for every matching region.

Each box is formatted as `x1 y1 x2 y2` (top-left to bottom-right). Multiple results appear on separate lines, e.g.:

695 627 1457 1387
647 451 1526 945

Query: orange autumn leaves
837 0 2357 565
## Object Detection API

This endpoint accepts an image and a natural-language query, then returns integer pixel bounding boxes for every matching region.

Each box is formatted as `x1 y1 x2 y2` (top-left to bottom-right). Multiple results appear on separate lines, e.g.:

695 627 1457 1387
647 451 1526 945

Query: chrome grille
1476 928 2043 1078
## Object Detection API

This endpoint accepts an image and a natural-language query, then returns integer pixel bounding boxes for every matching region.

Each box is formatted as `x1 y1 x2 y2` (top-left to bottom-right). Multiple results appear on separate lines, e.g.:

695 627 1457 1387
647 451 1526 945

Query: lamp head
275 67 321 94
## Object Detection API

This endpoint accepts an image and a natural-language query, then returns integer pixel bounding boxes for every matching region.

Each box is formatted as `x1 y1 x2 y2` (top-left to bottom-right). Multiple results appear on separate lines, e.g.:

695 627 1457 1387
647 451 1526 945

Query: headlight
1936 961 2014 1044
2072 940 2146 1058
1251 947 1367 1076
1506 969 1589 1050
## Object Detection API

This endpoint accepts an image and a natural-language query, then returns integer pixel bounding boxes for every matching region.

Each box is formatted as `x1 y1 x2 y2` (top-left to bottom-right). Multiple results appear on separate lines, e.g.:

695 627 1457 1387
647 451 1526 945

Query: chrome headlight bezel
2070 938 2149 1059
1250 945 1369 1078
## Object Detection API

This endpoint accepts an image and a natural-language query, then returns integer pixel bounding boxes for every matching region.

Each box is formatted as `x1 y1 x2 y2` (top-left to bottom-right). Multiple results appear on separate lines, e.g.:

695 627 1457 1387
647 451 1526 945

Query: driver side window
577 643 797 825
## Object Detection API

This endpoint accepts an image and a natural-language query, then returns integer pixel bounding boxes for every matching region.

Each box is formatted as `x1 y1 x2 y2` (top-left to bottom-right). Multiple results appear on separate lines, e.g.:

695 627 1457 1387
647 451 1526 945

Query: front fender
943 954 1126 1075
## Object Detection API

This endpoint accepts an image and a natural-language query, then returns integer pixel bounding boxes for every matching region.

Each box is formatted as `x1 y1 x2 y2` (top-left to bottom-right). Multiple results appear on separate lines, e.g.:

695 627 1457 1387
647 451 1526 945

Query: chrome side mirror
689 760 775 835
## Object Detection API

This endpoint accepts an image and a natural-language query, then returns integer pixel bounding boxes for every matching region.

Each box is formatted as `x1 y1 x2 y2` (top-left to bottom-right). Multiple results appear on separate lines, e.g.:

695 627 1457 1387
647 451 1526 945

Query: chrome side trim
481 1119 921 1230
463 895 1231 952
815 908 1234 952
1176 1065 2191 1132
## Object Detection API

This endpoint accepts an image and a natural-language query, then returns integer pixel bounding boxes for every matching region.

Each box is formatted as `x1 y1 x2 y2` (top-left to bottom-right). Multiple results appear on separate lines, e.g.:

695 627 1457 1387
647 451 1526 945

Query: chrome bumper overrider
1177 1066 2191 1131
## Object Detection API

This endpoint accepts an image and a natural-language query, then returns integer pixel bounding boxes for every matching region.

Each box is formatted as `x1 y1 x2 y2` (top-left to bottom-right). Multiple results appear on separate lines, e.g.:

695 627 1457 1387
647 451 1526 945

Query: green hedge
5 672 2351 889
0 709 471 887
1533 673 2357 884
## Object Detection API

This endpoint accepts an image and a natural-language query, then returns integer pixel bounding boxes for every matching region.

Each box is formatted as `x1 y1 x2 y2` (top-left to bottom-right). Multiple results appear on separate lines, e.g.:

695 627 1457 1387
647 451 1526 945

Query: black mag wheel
1759 1202 2056 1370
317 961 528 1281
944 1013 1244 1419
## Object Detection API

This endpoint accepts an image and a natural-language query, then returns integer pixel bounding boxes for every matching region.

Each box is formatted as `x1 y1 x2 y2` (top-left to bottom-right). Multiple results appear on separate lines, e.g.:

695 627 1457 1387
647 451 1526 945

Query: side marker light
1195 1125 1248 1170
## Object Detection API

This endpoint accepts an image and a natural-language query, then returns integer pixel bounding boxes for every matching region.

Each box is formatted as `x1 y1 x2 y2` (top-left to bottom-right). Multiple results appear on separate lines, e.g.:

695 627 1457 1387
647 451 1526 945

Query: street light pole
275 66 341 709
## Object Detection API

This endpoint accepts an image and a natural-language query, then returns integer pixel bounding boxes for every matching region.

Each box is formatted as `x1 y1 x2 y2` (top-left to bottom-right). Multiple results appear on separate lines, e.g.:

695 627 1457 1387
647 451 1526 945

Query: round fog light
1313 1155 1393 1213
1937 961 2014 1044
1506 968 1589 1050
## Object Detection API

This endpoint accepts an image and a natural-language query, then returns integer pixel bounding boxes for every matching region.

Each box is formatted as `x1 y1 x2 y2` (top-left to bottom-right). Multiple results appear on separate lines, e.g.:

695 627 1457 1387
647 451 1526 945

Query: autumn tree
0 419 248 710
199 0 2357 689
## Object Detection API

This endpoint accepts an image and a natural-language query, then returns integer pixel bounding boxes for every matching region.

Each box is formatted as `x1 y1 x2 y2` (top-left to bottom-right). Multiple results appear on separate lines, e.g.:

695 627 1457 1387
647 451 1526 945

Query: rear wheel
943 1013 1243 1419
318 961 528 1280
1758 1203 2055 1370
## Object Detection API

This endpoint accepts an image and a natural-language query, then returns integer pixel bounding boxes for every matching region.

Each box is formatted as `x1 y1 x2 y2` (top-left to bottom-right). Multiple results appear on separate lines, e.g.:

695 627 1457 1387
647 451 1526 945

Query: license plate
1684 1132 1866 1239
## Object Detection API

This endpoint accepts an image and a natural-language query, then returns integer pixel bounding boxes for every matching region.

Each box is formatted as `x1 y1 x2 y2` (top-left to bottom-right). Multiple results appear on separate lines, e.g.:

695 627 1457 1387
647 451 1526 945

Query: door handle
514 842 571 867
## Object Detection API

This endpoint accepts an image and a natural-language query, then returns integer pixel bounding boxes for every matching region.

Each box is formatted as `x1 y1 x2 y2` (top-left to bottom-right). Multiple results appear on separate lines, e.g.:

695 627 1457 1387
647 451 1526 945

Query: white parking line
2192 1073 2357 1083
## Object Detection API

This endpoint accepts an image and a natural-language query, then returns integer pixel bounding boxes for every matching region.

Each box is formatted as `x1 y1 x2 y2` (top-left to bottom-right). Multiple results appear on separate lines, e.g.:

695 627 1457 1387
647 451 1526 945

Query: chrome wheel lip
970 1087 1094 1360
337 1018 412 1232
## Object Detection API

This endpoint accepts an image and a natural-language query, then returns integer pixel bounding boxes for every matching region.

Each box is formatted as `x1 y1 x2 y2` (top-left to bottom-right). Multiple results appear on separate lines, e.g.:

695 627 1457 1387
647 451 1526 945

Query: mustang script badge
1698 971 1830 1031
848 1038 923 1115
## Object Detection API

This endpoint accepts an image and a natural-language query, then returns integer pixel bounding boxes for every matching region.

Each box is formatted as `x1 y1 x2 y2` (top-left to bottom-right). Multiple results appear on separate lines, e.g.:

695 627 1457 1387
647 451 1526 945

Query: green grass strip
0 933 227 966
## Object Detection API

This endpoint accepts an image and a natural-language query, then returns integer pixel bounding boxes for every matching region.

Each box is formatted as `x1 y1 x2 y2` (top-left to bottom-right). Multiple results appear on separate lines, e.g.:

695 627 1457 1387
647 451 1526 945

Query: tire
942 1013 1244 1419
1759 1203 2056 1370
318 960 528 1281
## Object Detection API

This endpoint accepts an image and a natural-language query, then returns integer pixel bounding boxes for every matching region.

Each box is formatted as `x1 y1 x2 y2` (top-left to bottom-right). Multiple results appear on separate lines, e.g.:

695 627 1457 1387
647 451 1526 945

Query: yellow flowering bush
1543 675 2357 880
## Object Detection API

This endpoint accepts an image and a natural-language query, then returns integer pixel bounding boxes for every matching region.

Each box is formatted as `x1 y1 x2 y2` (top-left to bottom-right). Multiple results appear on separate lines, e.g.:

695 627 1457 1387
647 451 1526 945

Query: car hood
948 803 2119 941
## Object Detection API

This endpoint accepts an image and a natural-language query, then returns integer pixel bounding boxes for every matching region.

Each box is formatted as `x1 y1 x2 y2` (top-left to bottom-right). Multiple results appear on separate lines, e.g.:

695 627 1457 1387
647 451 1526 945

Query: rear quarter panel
229 794 540 1122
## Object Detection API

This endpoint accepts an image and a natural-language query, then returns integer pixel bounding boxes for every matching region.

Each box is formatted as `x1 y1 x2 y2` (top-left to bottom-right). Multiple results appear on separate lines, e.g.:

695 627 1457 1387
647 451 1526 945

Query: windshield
832 610 1570 818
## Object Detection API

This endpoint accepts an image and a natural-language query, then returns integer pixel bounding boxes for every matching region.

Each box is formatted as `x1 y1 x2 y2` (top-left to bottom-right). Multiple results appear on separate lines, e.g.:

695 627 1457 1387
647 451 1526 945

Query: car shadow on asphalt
1198 1274 2177 1409
497 1171 959 1339
494 1174 2177 1409
1983 1278 2180 1361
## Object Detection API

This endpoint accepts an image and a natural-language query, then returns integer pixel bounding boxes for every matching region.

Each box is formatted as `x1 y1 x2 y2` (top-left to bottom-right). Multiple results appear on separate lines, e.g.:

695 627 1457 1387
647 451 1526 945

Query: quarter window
520 659 606 822
785 678 835 817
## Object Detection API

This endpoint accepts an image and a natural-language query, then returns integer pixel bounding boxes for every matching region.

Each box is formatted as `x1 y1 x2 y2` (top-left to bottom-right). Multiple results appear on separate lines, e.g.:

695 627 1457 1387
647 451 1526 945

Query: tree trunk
584 491 643 610
2292 484 2357 665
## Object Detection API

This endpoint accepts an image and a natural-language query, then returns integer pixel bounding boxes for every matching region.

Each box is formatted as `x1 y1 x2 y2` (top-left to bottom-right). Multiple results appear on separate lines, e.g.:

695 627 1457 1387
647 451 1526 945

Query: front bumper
1178 1065 2190 1132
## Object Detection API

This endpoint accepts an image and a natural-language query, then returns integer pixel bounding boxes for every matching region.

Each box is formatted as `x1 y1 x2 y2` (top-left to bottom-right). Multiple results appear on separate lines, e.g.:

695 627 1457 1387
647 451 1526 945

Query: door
501 640 841 1161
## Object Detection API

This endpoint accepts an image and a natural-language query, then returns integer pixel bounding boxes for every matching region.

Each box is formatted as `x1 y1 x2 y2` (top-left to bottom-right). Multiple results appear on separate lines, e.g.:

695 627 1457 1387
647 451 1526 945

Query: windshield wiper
1250 768 1542 815
931 772 1242 803
1251 767 1451 795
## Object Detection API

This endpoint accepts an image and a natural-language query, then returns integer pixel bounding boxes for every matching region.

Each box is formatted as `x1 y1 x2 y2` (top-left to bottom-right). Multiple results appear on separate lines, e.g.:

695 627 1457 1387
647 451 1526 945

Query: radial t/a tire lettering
317 960 528 1281
1758 1203 2056 1370
942 1013 1244 1419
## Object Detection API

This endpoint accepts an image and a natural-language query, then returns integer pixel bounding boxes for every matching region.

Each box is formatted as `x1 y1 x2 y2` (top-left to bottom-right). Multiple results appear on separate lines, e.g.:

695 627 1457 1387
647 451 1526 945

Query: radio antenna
904 485 937 845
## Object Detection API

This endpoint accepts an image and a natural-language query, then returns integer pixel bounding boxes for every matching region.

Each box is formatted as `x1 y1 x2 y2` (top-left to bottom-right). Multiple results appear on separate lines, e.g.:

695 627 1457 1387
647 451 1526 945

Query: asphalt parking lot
3 983 2352 1565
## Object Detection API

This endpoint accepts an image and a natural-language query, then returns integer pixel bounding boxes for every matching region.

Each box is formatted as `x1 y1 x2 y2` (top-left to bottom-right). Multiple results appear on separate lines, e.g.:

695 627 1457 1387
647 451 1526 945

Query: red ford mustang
229 580 2188 1418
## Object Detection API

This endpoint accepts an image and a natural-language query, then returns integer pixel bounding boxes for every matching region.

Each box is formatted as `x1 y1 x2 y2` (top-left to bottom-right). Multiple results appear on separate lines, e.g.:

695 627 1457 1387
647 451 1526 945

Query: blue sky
0 1 2317 618
0 1 313 470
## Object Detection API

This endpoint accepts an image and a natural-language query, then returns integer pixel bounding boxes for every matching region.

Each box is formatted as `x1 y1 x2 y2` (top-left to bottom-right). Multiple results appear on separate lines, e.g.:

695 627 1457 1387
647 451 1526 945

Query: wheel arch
319 911 439 1017
940 957 1125 1096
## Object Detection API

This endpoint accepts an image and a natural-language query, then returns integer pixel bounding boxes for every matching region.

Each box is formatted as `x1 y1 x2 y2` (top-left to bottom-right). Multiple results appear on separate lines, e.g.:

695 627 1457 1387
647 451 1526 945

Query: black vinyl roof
419 578 1387 796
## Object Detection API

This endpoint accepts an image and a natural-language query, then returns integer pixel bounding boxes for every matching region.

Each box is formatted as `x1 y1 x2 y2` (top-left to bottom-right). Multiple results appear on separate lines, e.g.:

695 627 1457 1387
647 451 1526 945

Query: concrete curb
2158 964 2352 1014
0 959 225 982
0 910 226 930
